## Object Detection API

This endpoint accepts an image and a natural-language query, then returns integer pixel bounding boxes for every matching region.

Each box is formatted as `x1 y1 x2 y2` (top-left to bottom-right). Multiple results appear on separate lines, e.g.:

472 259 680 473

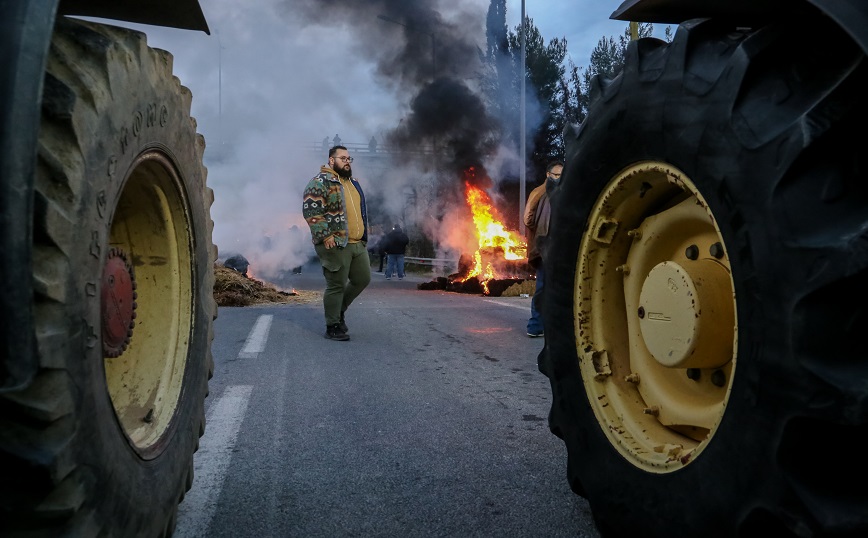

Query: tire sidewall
544 64 787 536
58 22 211 532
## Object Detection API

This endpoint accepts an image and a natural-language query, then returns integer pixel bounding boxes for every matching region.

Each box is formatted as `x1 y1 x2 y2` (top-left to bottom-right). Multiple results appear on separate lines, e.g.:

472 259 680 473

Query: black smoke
285 0 502 179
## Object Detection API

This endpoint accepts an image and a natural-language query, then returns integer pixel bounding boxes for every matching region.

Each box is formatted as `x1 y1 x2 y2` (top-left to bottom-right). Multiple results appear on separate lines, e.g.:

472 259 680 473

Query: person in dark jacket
383 224 410 280
523 161 563 337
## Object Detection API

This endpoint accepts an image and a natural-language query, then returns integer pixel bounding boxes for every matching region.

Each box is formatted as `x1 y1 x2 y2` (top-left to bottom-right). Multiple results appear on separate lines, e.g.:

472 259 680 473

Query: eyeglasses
333 156 353 163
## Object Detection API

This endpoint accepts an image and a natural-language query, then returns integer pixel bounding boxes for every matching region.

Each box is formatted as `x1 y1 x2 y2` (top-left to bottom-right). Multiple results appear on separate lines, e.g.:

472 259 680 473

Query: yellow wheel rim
103 152 194 456
577 161 737 472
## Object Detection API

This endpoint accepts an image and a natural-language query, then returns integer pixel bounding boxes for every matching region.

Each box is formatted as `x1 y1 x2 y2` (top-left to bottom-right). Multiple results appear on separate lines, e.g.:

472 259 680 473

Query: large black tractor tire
0 17 216 537
540 10 868 538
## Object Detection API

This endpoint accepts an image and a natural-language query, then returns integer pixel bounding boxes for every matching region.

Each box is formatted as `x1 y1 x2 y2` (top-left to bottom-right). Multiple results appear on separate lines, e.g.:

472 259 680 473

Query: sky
81 0 669 279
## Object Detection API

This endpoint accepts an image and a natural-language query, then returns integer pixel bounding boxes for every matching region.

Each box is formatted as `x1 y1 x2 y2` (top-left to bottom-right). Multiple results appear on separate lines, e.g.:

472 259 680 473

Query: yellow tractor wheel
0 18 215 537
539 12 868 537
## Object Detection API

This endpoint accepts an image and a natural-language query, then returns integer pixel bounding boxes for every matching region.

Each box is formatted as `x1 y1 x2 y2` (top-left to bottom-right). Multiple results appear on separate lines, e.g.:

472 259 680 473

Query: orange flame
459 181 527 292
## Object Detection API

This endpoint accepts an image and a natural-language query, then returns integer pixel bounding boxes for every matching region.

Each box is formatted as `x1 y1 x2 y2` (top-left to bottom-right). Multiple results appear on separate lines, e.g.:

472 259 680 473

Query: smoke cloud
285 0 535 266
109 0 547 279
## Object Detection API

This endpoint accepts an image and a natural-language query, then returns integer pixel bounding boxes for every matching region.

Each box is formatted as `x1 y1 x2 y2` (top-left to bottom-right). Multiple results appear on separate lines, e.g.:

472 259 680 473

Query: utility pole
217 30 225 158
519 0 526 237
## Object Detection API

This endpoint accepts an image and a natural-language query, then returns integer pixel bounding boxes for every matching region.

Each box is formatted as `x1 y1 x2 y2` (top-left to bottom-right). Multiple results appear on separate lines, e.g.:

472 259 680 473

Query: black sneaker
339 311 348 334
325 324 349 341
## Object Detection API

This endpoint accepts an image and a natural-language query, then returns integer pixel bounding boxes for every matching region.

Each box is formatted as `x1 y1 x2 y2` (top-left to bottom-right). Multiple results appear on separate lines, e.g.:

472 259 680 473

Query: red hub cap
102 247 137 358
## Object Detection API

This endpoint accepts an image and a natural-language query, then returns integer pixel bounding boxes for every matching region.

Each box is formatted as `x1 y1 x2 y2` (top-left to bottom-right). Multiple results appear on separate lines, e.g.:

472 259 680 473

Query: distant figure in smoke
375 235 387 272
332 133 342 146
382 224 410 280
321 136 329 152
289 225 304 274
524 160 563 338
302 145 371 341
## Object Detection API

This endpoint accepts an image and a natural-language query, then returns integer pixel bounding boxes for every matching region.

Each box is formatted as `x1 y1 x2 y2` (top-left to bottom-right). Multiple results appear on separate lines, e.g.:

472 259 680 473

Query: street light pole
216 29 225 158
519 0 526 237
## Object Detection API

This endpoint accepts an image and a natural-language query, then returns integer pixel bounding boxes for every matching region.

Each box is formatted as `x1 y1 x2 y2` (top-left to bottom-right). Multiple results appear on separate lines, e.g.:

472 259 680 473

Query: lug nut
710 242 725 259
711 370 726 387
685 244 699 260
625 373 640 384
643 406 660 416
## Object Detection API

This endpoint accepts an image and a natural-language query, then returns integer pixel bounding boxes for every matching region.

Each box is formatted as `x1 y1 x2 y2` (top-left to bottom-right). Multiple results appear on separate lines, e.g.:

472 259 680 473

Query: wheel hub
639 259 733 369
101 247 137 358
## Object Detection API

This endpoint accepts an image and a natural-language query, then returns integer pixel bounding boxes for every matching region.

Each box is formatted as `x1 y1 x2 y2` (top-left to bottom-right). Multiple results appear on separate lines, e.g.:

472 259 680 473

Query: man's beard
336 165 352 178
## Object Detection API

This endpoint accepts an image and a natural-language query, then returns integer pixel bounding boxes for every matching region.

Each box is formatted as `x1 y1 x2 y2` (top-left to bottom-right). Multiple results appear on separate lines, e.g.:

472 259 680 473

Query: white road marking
484 298 531 310
238 314 273 358
174 385 254 538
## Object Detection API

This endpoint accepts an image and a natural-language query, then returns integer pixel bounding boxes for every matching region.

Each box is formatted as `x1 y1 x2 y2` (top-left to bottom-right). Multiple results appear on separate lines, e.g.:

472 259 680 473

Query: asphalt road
173 260 601 537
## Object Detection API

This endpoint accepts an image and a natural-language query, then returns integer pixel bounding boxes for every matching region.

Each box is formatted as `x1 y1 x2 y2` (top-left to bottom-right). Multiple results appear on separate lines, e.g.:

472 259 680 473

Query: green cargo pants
314 241 371 326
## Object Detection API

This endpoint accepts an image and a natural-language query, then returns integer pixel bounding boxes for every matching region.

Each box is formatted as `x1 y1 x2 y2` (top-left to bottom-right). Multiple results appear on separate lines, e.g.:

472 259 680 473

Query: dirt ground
213 265 320 307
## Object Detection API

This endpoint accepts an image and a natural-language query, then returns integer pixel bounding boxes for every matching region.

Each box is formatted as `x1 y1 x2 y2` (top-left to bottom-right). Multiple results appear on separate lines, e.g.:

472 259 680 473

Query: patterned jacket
302 165 368 247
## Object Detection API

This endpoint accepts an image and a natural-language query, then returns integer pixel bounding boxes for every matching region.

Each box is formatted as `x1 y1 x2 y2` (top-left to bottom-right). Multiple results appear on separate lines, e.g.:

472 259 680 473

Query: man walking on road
524 160 563 338
302 145 371 341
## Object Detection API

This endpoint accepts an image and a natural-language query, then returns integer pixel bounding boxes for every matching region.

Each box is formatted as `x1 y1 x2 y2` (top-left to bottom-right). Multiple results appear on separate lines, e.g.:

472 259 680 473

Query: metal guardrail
304 139 434 156
404 256 458 267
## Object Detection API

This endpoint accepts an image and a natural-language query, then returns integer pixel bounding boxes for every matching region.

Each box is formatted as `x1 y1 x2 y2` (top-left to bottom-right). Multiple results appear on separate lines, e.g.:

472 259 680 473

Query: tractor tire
540 11 868 538
0 17 215 537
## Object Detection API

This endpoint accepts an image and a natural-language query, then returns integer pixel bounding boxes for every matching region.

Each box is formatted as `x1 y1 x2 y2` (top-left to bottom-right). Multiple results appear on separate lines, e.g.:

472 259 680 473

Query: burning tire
539 14 868 537
0 18 215 536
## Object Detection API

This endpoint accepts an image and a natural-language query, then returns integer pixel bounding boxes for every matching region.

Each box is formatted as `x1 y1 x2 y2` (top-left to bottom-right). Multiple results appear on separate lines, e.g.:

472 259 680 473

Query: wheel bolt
710 242 724 259
686 368 700 381
711 370 726 387
685 245 699 260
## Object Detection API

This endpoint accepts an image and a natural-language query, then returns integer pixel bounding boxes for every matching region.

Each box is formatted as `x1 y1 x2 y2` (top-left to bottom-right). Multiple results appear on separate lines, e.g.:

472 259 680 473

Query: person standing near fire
523 160 563 337
383 224 410 280
302 145 371 341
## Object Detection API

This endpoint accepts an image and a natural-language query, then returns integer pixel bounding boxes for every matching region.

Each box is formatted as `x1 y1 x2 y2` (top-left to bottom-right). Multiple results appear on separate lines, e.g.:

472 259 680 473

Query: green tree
566 22 665 121
481 3 671 178
481 6 567 178
507 18 567 169
481 0 518 148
